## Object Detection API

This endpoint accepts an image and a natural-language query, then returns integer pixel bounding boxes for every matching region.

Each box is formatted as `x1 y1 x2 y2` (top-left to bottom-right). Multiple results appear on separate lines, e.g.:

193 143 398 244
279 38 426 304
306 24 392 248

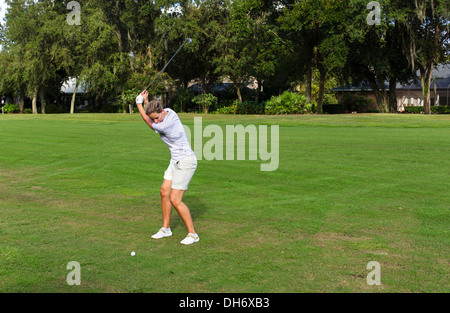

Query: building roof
332 63 450 92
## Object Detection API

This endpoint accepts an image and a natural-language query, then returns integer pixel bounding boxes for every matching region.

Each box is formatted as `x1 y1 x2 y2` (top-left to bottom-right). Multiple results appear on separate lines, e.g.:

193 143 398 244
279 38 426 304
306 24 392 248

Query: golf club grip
145 38 191 92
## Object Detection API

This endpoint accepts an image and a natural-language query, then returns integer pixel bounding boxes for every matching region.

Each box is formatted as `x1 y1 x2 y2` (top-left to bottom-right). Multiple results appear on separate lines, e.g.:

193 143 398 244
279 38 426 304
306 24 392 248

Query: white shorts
163 155 197 190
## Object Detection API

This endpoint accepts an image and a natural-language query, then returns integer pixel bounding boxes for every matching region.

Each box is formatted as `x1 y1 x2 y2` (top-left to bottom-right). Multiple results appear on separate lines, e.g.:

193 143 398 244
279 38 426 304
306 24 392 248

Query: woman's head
145 100 165 123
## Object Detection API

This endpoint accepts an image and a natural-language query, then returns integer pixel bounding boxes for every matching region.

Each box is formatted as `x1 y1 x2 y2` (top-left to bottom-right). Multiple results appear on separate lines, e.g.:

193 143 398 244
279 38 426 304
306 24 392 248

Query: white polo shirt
152 109 195 162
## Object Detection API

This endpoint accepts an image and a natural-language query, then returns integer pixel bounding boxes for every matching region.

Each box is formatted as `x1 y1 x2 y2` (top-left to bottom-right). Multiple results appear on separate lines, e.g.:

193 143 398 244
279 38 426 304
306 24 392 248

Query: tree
0 44 27 112
215 0 249 104
337 0 418 113
65 4 120 113
0 0 36 113
1 0 73 114
279 0 349 113
154 0 229 96
396 0 449 114
278 1 315 103
217 0 284 104
343 2 396 112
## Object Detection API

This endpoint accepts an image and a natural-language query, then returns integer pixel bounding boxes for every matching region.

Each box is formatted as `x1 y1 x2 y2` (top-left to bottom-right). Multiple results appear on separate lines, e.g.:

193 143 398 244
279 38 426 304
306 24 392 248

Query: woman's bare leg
160 180 173 229
169 189 196 234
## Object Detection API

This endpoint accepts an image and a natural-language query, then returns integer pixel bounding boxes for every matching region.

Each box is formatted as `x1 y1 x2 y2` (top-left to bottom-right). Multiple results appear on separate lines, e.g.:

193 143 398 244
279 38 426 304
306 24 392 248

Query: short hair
145 100 163 115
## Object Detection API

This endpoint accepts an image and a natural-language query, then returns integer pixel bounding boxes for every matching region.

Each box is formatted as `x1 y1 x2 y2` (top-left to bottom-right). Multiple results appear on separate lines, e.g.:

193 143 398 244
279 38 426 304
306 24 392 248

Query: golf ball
131 251 136 256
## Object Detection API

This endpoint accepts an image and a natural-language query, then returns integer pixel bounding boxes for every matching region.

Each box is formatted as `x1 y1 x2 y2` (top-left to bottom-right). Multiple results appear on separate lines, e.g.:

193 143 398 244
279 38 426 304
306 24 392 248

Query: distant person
135 90 199 245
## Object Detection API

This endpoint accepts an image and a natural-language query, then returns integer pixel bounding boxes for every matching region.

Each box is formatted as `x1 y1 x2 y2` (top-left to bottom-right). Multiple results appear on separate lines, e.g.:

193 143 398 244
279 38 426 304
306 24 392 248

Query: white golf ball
131 251 136 256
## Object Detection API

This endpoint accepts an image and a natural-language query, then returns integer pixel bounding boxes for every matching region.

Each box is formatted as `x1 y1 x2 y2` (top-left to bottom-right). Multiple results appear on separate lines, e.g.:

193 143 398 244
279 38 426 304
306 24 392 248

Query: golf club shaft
145 38 191 91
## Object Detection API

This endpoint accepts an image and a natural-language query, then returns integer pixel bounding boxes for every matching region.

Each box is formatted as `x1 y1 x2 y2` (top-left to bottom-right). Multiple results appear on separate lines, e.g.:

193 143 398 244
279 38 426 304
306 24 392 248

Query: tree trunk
305 56 313 103
40 88 46 114
420 65 434 115
368 75 388 113
314 49 325 114
70 81 79 114
377 76 389 113
316 72 325 114
422 12 441 114
236 85 243 105
18 89 25 113
95 94 100 111
256 78 261 104
121 90 127 113
389 78 397 113
32 87 38 114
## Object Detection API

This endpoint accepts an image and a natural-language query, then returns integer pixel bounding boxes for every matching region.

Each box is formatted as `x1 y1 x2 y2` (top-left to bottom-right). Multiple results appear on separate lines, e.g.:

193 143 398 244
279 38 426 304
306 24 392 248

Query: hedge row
404 106 450 114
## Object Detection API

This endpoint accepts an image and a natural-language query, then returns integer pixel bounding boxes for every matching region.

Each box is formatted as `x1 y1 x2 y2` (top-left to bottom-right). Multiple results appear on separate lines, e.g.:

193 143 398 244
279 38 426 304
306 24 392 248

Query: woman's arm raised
136 91 154 131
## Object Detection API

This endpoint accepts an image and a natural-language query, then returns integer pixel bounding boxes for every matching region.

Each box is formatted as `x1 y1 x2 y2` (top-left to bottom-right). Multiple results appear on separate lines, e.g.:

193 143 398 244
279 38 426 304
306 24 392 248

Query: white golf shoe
180 233 199 245
151 228 172 239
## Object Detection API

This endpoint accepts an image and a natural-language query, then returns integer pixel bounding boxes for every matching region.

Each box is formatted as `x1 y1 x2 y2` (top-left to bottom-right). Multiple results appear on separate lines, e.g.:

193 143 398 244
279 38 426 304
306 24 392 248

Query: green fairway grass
0 113 449 292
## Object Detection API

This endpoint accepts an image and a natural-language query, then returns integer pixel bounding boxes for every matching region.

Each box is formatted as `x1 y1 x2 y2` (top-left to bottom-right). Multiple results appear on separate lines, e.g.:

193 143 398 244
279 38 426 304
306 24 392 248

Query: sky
0 0 6 50
0 0 7 26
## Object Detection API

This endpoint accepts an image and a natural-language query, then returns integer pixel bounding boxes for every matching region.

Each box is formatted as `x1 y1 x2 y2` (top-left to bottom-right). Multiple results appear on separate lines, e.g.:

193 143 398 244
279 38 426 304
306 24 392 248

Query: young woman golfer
136 90 199 245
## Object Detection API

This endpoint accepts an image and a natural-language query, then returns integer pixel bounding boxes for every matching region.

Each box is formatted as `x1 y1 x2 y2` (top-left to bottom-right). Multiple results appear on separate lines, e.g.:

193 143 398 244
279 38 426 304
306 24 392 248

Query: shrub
341 94 373 113
3 103 19 113
404 106 424 113
237 101 265 114
323 103 346 114
216 99 235 111
404 106 450 114
265 91 312 115
213 100 265 115
431 106 450 114
215 104 237 114
192 93 218 114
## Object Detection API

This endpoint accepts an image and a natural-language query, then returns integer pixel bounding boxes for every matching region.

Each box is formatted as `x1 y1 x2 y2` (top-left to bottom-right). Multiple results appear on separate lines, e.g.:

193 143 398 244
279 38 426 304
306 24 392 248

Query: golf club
144 38 192 92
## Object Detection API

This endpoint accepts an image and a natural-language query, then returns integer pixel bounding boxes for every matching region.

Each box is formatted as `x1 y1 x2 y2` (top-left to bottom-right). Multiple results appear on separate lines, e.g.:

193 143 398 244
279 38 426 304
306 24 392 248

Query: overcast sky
0 0 7 25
